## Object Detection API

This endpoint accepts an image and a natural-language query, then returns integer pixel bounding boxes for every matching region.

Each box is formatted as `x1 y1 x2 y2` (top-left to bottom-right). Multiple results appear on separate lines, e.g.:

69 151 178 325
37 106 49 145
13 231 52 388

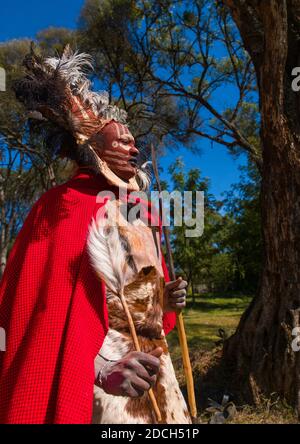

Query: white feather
45 51 93 86
45 47 128 122
141 161 152 169
87 218 129 295
101 104 128 123
136 164 152 191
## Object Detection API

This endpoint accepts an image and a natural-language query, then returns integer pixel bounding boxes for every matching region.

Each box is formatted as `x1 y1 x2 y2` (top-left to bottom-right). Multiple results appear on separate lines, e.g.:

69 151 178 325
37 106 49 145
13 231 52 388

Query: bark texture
222 0 300 410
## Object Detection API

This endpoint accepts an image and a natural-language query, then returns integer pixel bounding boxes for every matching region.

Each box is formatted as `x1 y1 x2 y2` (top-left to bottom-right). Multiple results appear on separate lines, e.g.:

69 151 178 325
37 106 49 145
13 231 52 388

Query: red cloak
0 170 176 424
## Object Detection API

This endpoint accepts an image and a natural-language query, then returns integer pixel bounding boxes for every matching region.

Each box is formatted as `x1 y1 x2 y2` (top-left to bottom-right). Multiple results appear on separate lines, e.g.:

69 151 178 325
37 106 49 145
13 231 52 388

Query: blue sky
0 0 247 200
0 1 82 40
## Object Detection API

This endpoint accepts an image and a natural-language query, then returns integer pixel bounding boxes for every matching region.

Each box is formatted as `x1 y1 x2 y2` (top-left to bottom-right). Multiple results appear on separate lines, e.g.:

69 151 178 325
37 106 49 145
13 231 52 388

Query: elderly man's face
95 121 139 181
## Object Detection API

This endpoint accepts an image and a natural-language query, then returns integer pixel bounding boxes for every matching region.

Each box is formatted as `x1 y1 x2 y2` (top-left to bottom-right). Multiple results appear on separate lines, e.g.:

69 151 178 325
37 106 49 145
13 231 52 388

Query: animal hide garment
87 199 191 424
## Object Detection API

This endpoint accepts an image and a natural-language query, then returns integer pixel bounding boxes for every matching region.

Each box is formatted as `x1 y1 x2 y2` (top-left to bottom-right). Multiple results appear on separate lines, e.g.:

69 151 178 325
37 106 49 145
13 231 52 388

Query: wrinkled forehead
102 120 132 139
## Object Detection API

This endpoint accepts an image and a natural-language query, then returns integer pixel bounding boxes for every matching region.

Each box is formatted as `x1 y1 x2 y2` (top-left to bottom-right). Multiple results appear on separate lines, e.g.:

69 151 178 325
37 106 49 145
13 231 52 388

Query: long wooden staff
151 144 197 420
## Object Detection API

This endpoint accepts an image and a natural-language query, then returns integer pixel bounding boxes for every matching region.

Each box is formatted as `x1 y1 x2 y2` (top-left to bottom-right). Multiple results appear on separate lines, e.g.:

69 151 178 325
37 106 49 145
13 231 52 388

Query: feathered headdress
13 44 149 190
14 44 126 144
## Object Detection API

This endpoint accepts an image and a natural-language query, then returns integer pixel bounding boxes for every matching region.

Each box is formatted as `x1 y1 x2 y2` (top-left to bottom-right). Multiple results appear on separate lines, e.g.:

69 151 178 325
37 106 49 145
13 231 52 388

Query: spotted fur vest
88 199 191 424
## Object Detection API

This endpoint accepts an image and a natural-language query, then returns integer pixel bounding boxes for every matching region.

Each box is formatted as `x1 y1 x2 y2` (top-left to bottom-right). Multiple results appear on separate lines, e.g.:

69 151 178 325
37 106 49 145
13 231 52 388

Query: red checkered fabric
0 170 176 423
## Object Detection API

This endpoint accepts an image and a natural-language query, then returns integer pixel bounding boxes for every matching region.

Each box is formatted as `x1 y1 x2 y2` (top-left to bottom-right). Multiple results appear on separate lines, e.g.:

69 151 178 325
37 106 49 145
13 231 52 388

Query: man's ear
89 132 105 152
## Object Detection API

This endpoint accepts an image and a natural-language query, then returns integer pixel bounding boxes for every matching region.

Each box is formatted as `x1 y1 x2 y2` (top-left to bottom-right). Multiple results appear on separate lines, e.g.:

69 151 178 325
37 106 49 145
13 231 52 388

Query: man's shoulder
37 181 69 202
37 177 94 207
27 178 98 229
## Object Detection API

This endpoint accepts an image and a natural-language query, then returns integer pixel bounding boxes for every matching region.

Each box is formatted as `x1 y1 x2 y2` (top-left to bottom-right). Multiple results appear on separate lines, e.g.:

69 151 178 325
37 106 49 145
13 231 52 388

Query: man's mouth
128 157 138 167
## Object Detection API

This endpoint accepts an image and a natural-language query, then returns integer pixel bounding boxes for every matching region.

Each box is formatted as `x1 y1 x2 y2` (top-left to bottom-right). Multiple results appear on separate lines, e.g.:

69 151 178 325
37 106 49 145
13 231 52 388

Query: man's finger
170 289 186 298
125 383 140 398
135 351 162 373
149 347 163 358
132 360 157 385
170 297 186 304
174 280 188 290
131 375 151 394
165 277 183 290
172 301 186 308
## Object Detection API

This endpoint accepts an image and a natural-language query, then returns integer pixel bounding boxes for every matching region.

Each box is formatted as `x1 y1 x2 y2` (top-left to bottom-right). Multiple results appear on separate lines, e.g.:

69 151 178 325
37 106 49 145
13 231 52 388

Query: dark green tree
166 158 224 303
222 161 262 293
79 0 260 165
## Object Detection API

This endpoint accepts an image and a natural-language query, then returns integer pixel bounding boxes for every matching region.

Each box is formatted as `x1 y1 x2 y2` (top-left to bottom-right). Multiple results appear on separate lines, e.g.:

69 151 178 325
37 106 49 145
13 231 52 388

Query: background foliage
0 0 261 294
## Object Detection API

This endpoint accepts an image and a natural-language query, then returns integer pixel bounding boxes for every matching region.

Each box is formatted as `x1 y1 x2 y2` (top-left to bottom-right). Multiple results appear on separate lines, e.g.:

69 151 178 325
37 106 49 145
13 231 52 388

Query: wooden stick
151 143 197 420
176 312 197 418
119 290 162 423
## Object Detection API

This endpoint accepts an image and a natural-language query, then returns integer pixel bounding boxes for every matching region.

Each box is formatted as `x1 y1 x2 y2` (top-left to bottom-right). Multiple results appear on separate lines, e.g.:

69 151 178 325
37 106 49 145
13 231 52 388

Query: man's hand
164 277 188 313
96 347 163 397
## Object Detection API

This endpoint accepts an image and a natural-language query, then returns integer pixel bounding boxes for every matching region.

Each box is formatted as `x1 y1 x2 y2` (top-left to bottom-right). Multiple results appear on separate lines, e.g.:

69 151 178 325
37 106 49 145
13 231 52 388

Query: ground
167 292 298 424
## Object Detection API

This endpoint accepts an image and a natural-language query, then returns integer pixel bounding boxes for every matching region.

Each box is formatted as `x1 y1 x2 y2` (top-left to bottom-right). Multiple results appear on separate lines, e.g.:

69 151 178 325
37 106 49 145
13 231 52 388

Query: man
0 46 187 423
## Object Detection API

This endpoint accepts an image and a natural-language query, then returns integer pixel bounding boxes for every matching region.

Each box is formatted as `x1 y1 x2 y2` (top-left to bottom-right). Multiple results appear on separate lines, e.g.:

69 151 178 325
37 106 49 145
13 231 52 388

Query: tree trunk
222 0 300 410
0 247 7 278
224 117 300 407
191 281 196 306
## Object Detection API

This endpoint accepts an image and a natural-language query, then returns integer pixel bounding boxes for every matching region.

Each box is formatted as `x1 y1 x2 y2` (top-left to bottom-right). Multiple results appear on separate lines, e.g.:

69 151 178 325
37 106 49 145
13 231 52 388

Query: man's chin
111 168 137 182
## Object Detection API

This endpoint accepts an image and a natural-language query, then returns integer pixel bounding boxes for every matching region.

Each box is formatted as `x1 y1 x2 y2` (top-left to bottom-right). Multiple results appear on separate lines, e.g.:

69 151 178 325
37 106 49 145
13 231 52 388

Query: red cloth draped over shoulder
0 170 176 424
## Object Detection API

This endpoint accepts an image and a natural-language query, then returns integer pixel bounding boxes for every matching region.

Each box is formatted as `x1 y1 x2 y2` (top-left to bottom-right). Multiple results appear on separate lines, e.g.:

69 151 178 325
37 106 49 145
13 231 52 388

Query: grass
167 292 252 360
167 292 299 424
225 402 298 424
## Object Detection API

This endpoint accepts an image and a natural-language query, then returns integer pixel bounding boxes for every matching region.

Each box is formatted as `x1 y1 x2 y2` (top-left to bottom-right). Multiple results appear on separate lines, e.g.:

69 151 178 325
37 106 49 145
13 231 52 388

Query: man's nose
129 144 139 156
